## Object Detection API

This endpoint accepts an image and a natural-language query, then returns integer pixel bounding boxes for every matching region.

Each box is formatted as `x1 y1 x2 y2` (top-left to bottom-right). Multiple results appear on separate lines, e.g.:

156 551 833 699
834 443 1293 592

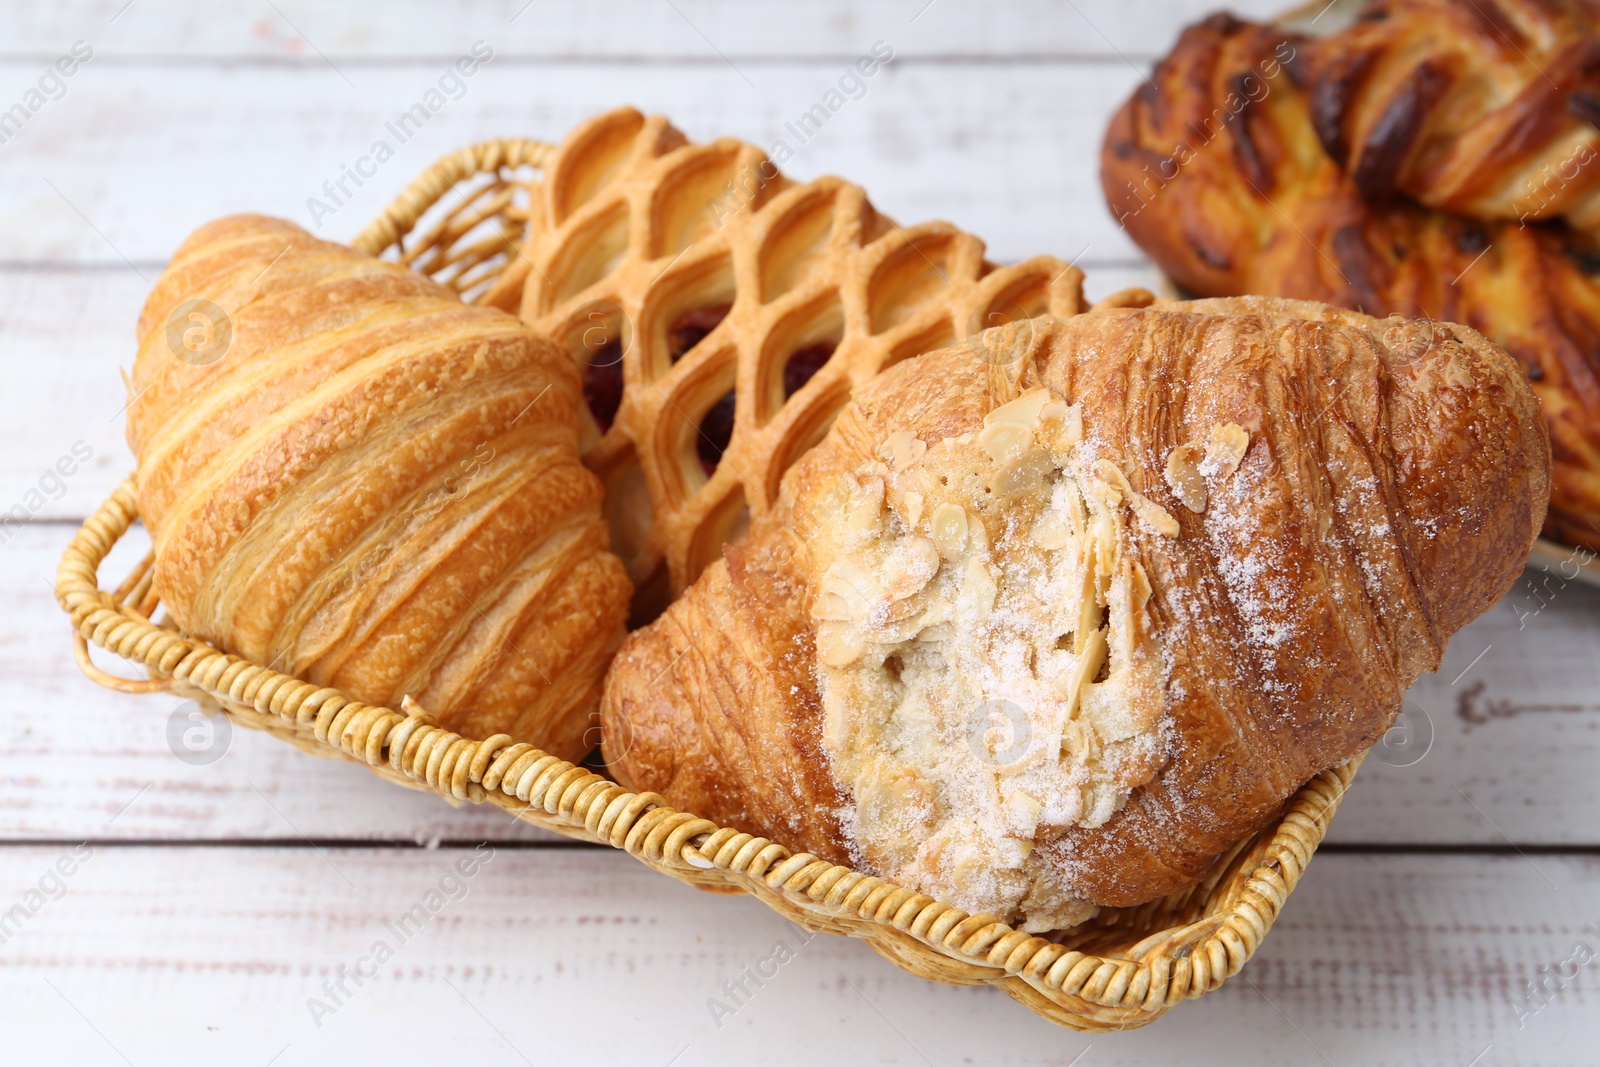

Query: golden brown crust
1304 0 1600 229
602 299 1548 921
128 214 631 759
1101 12 1600 551
603 522 853 863
1032 299 1547 903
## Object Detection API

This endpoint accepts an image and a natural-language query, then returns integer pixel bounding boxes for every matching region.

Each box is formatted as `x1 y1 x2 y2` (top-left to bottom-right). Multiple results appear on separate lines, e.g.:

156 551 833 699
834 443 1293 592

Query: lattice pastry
476 107 1087 617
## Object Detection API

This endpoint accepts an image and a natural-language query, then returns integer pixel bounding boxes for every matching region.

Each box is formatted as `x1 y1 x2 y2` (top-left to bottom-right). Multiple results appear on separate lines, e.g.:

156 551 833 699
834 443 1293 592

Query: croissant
127 214 631 759
1303 0 1600 232
602 298 1549 930
1101 12 1600 551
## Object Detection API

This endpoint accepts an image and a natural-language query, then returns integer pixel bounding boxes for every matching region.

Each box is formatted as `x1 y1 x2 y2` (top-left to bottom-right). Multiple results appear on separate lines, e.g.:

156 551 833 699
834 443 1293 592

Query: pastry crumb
805 385 1169 932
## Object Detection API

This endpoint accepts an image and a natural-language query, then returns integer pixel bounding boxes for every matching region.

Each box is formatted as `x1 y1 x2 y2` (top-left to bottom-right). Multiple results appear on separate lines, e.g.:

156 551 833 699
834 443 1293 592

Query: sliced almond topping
1093 459 1132 506
993 447 1054 495
1074 567 1103 654
1203 423 1250 477
1060 720 1089 760
1060 403 1085 449
884 537 940 601
1095 458 1131 490
1032 506 1071 551
877 430 927 471
812 591 854 622
900 489 925 528
1163 442 1207 513
816 620 867 667
1083 782 1117 823
1039 401 1086 455
1004 790 1043 836
978 419 1034 463
880 594 925 627
911 602 953 634
844 475 886 537
1057 626 1107 723
1131 560 1153 609
961 555 998 617
930 503 970 560
878 779 938 841
984 387 1052 428
820 559 873 603
1089 506 1120 581
1132 493 1180 537
1062 473 1087 538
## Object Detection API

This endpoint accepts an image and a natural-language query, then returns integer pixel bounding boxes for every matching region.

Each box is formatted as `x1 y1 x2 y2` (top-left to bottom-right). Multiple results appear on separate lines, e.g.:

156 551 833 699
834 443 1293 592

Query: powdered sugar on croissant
602 297 1549 931
806 388 1186 930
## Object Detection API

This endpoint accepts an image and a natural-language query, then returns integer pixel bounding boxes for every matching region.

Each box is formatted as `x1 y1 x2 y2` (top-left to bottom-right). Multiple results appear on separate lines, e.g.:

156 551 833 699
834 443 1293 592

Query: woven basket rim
55 136 1361 1031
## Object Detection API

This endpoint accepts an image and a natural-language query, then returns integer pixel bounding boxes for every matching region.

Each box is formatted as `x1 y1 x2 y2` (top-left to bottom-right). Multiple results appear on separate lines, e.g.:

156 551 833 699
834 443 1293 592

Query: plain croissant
601 297 1548 931
127 215 631 759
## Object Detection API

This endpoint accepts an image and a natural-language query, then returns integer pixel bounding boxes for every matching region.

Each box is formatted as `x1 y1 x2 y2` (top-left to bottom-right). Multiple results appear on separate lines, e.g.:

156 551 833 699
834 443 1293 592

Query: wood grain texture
4 0 1294 60
3 1 1597 1056
0 268 144 521
0 846 1596 1065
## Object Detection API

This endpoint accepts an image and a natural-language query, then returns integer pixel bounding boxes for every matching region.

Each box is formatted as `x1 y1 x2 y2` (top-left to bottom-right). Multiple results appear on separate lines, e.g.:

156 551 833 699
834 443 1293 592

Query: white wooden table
4 2 1598 1062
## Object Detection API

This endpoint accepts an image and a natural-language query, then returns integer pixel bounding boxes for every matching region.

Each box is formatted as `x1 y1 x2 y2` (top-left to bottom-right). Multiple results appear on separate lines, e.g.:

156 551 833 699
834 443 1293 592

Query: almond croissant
602 298 1548 931
127 215 631 759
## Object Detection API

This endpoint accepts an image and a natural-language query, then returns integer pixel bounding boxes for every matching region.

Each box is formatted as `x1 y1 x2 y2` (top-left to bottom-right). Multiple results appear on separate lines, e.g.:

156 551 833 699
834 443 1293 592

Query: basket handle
73 631 171 694
351 138 555 259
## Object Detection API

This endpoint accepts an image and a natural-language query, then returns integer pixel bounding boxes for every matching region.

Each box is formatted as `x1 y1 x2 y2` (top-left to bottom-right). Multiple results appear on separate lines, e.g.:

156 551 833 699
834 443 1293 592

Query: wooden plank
0 60 1148 264
0 268 147 521
0 846 1595 1064
7 3 1592 1054
1343 566 1600 848
7 0 1293 60
9 519 1600 845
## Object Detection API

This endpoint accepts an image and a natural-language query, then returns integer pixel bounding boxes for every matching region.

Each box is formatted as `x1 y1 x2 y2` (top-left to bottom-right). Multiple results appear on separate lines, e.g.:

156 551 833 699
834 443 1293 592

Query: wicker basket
55 138 1361 1032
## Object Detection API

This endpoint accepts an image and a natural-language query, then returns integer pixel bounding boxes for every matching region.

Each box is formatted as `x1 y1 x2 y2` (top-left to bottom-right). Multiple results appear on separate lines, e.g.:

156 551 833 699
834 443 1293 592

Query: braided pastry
1102 12 1600 550
602 299 1548 929
476 108 1086 618
127 215 630 759
1305 0 1600 231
